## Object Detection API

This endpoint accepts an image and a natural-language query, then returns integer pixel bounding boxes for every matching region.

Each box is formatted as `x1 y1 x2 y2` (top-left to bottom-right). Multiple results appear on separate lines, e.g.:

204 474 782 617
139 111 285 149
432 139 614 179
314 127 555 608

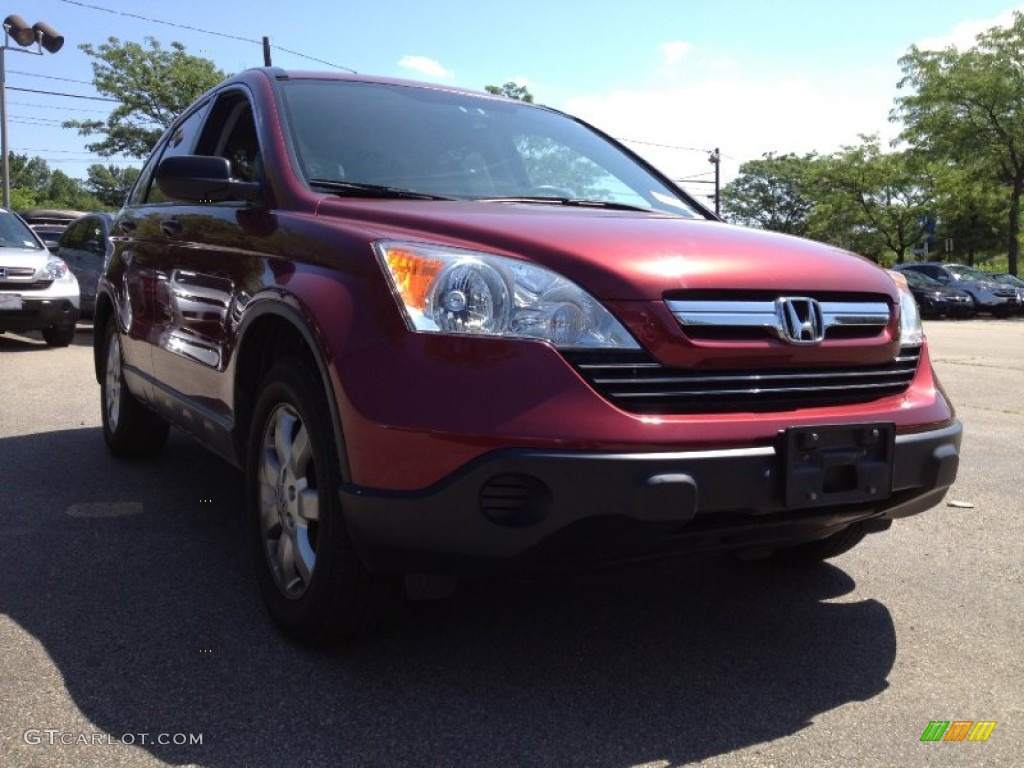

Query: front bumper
343 420 961 574
0 294 79 332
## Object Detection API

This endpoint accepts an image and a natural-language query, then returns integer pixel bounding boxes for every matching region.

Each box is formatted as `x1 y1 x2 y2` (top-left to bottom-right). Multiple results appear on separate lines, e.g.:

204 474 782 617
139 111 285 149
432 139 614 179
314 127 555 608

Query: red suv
94 69 961 643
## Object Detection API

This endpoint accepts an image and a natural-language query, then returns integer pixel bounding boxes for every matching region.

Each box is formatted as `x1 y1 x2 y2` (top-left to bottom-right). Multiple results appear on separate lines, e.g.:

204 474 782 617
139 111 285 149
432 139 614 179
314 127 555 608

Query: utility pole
1 14 63 210
708 147 721 217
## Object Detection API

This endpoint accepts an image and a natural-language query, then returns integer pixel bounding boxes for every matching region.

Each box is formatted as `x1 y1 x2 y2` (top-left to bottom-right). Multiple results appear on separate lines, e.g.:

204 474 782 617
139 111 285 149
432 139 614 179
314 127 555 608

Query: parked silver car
0 208 80 346
894 262 1020 318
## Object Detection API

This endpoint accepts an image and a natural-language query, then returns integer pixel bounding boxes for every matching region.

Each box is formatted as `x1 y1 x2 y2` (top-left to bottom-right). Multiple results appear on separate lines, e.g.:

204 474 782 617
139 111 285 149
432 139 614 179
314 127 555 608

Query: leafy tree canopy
811 136 935 263
894 11 1024 274
85 164 141 209
8 153 103 211
721 152 818 236
64 37 227 159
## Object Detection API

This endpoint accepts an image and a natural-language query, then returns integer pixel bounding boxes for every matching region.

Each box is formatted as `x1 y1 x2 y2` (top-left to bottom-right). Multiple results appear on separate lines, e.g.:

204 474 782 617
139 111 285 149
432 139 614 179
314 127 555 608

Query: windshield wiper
308 179 453 201
473 195 654 212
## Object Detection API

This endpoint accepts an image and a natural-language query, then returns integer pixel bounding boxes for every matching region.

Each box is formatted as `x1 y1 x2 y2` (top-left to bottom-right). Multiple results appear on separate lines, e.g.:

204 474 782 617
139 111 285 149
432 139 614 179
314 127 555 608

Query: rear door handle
160 218 183 237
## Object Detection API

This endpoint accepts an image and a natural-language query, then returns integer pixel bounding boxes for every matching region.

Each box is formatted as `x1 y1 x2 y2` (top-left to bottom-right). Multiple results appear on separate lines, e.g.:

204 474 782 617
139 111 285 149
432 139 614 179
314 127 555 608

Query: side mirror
155 155 261 203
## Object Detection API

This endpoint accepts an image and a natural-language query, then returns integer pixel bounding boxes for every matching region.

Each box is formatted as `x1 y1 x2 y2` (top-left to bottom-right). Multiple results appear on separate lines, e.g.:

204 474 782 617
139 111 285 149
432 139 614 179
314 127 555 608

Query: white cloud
659 41 693 65
564 73 900 187
397 55 454 80
915 7 1023 51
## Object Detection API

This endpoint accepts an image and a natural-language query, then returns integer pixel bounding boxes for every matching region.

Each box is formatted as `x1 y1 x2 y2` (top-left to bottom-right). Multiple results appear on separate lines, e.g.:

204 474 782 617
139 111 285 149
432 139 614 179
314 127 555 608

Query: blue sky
9 0 1024 204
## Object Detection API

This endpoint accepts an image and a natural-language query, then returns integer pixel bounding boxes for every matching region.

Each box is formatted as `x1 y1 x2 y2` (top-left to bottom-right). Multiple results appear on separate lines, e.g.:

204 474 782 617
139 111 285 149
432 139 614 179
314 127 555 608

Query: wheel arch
232 302 351 481
92 290 116 385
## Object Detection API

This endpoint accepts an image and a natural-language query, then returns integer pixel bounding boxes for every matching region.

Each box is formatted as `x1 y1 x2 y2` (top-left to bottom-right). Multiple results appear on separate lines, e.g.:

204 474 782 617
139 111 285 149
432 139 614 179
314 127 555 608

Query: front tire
247 359 399 644
100 320 169 458
42 323 76 347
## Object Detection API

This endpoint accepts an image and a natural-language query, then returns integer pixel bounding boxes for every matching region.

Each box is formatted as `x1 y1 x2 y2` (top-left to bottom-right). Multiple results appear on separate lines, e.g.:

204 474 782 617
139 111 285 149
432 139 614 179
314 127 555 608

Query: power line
7 101 109 113
6 86 120 102
12 147 129 155
618 137 712 153
57 0 358 73
10 118 67 125
7 69 94 85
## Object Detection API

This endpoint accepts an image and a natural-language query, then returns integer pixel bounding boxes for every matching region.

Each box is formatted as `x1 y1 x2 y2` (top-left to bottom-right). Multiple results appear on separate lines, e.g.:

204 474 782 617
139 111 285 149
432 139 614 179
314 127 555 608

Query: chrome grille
667 298 890 342
565 347 922 413
0 265 46 290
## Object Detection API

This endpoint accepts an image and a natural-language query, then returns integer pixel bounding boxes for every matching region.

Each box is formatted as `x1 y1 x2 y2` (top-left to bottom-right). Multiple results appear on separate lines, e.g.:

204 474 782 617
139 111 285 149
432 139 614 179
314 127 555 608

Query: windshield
0 211 44 249
951 266 992 282
902 269 941 288
279 79 704 217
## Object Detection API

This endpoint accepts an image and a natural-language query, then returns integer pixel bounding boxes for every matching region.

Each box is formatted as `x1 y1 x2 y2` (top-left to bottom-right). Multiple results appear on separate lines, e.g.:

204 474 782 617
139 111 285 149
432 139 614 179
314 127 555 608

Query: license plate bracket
784 423 894 509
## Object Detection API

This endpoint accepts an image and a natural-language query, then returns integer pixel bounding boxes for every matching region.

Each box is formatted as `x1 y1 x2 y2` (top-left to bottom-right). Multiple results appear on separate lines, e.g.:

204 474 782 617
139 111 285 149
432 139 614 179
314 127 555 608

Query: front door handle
118 219 137 235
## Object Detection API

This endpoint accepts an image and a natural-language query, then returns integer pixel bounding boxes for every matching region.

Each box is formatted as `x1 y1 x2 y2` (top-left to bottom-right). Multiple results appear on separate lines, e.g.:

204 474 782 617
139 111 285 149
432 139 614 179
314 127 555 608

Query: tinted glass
902 269 941 288
60 218 88 249
280 79 703 217
146 100 212 204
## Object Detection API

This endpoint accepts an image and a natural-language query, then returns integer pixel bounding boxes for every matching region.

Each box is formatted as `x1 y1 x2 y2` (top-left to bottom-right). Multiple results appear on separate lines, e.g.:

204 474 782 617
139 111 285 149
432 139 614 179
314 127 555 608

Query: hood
316 199 900 301
0 245 52 273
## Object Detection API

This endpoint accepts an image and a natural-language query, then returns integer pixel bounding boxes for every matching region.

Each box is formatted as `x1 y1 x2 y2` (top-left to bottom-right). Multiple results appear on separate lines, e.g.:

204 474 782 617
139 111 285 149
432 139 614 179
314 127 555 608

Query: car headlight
44 256 75 283
375 241 640 349
888 270 924 346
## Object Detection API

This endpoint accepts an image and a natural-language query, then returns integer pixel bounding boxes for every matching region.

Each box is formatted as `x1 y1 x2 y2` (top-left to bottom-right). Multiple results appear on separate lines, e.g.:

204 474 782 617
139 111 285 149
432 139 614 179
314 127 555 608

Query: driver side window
197 92 263 186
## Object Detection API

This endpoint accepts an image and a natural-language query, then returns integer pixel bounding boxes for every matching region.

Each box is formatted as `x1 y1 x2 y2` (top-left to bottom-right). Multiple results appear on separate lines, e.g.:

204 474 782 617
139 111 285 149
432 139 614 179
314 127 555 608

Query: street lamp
1 14 63 210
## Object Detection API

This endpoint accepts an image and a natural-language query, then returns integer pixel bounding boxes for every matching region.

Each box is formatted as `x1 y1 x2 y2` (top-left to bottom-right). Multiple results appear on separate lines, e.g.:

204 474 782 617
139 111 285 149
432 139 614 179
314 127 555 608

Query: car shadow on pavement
0 325 93 351
0 427 897 767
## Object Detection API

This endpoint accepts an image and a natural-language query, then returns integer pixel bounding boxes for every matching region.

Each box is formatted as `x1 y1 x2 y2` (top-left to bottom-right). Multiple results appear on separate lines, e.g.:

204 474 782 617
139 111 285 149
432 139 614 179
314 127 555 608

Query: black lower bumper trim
342 420 961 574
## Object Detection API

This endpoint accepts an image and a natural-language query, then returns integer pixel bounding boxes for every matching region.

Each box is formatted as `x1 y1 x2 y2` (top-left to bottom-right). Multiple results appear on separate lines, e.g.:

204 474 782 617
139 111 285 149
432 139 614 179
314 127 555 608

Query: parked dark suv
95 69 962 643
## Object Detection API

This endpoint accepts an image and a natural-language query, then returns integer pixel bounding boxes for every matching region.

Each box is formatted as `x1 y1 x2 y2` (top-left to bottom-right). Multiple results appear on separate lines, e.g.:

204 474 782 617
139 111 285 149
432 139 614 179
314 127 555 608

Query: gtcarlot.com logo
920 721 997 742
23 729 203 747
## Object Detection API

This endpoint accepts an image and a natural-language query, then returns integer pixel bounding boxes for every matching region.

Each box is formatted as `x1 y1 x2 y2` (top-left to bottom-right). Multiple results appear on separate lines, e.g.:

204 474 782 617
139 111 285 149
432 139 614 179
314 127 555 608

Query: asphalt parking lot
0 318 1021 767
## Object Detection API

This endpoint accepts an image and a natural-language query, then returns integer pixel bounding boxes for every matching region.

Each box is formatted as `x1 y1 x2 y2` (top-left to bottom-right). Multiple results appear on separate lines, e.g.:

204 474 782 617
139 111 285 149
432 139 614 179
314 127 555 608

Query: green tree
931 163 1006 265
64 37 227 159
811 137 935 264
720 152 819 236
893 12 1024 275
6 153 103 211
85 164 141 208
485 81 534 102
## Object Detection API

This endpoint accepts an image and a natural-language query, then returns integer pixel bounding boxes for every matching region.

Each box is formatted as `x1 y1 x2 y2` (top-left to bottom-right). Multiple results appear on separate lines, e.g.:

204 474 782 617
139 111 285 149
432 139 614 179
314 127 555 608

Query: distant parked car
0 207 79 345
18 208 87 255
894 262 1020 317
899 268 975 318
29 224 66 253
55 212 113 319
988 272 1024 313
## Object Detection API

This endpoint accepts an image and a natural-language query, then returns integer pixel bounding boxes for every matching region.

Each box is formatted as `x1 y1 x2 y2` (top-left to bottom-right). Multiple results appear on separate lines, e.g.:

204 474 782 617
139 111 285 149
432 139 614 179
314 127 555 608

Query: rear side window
59 218 89 249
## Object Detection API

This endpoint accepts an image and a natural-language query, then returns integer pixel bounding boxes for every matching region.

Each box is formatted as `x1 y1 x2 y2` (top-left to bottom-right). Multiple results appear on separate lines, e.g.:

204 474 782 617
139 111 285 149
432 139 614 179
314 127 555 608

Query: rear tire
100 320 169 458
42 323 75 347
247 358 400 644
771 522 867 565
